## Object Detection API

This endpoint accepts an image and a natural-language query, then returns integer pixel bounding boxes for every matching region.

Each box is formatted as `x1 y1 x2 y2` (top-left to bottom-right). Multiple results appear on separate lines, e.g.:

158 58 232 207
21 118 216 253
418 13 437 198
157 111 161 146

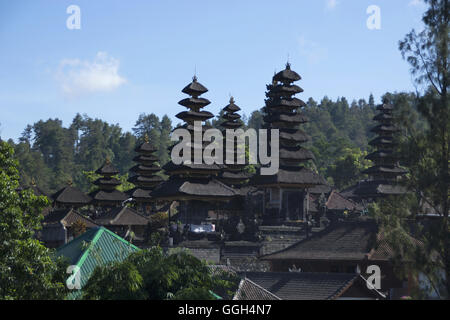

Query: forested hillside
3 92 418 194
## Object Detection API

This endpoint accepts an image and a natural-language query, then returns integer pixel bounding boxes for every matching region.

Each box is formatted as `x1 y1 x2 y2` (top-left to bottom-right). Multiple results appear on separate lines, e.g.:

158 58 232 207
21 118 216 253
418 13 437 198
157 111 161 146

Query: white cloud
326 0 339 10
56 52 127 98
298 36 328 64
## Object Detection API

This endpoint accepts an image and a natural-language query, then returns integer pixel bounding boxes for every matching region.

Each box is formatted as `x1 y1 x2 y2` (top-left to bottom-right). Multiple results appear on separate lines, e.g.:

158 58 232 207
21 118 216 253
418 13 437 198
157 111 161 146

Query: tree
0 141 67 299
326 148 371 190
82 247 239 300
373 0 449 298
158 115 173 166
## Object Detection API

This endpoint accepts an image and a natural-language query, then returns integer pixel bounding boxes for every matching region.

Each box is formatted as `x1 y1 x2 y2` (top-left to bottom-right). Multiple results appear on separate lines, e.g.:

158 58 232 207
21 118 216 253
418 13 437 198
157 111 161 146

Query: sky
0 0 427 141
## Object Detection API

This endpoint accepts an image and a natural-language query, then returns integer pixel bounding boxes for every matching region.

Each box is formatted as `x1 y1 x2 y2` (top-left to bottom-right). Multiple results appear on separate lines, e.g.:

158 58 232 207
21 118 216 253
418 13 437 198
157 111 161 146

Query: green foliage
326 148 371 189
375 0 450 298
370 195 448 299
0 141 67 299
82 247 239 300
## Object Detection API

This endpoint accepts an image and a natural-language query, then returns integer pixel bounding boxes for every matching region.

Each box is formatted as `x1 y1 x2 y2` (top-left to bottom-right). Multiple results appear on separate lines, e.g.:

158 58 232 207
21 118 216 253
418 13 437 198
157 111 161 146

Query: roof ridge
55 227 100 252
76 228 105 268
328 274 359 300
100 227 141 251
244 278 282 300
233 278 282 301
110 206 126 223
357 274 387 299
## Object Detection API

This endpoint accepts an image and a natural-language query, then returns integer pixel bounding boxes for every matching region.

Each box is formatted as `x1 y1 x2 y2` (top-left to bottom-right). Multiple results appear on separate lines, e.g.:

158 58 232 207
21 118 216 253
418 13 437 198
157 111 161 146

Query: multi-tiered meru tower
90 159 128 210
356 98 407 199
128 135 164 214
218 97 252 188
252 63 326 224
151 76 236 224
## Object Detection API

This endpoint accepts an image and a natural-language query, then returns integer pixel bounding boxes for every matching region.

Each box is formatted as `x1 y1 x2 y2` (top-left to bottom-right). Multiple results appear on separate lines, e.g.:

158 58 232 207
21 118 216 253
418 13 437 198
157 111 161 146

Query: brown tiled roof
261 220 379 261
242 272 359 300
95 207 149 226
43 209 98 228
326 190 362 211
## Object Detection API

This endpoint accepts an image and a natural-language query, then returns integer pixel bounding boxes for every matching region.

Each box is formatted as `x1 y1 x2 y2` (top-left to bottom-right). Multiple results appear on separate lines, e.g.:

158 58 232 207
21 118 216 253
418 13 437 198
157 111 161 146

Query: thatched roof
181 76 208 97
252 166 326 188
95 207 149 226
151 178 237 200
43 209 98 228
51 186 91 206
89 189 128 202
95 161 119 176
273 63 301 83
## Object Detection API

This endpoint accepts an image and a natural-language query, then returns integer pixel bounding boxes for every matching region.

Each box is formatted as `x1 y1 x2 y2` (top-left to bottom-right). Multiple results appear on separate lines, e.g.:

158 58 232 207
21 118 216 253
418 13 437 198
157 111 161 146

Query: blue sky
0 0 427 141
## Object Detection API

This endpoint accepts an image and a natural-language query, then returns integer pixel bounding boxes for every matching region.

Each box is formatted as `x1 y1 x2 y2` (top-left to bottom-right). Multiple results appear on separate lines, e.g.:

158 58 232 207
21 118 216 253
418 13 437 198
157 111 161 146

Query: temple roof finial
105 157 111 165
144 134 149 143
229 96 235 104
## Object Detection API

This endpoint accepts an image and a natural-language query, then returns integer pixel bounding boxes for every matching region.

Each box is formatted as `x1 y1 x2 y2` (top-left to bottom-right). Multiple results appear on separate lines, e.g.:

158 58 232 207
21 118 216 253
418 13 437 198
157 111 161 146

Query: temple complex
31 65 417 299
252 63 326 224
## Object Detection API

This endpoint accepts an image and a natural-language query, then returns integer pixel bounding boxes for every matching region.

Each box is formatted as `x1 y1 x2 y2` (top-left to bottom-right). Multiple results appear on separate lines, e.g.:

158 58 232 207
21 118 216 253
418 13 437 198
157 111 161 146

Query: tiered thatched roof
151 76 236 202
252 63 325 188
356 99 407 198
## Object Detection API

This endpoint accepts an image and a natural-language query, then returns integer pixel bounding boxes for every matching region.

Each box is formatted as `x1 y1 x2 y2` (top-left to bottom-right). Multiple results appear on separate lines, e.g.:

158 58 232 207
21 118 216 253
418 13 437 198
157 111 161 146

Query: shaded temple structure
151 76 236 224
252 63 326 224
218 97 252 188
51 180 92 210
89 159 128 210
355 99 407 199
128 135 163 214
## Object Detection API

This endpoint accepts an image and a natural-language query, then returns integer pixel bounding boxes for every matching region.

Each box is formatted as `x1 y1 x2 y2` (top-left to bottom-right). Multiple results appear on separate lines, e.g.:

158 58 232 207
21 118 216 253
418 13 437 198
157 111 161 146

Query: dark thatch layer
95 207 149 226
51 186 92 205
261 220 380 261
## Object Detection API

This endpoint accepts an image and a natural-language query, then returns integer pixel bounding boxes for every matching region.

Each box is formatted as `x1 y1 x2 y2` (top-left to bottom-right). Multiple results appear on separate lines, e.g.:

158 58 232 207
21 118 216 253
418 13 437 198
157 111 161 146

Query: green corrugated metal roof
56 227 140 299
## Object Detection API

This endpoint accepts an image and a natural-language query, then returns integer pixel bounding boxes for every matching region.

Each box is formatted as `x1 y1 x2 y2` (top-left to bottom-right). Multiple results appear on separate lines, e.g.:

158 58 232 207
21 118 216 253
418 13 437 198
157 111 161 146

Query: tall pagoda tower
151 76 236 224
128 135 163 213
356 98 407 199
218 97 252 188
89 159 128 210
252 63 326 224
